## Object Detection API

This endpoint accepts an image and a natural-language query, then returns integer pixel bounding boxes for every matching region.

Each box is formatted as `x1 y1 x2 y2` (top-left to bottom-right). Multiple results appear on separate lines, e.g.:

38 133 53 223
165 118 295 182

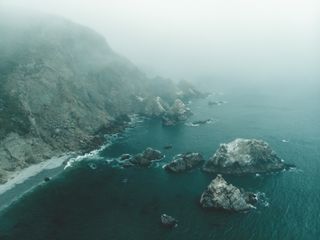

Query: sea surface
0 84 320 240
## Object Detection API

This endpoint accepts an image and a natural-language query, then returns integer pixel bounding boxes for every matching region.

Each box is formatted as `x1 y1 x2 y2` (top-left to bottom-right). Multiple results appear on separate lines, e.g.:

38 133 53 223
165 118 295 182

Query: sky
1 0 319 85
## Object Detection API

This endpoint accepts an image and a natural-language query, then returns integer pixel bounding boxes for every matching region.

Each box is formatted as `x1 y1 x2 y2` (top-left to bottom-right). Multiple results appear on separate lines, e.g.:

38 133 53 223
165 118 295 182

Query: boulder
203 138 294 174
200 174 255 211
119 154 132 161
142 147 163 160
164 152 204 173
120 148 163 167
160 214 178 228
192 119 212 125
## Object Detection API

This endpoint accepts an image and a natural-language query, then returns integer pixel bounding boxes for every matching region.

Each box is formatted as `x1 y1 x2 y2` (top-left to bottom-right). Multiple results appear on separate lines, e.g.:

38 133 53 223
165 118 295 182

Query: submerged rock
119 148 163 167
208 100 226 106
44 177 51 182
164 152 204 173
203 138 294 174
192 119 212 125
119 154 132 161
200 174 255 211
163 145 173 150
160 214 178 228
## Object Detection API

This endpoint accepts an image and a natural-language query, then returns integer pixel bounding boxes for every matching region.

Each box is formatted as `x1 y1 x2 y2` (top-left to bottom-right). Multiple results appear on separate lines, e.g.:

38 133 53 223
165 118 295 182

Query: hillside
0 9 201 183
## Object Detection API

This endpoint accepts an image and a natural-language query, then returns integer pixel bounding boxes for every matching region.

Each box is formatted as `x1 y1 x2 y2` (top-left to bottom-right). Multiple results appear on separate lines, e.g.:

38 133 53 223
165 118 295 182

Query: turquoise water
0 85 320 239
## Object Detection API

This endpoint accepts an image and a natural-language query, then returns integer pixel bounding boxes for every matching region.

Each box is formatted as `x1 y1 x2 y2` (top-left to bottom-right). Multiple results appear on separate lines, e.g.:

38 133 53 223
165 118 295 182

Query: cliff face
0 9 199 183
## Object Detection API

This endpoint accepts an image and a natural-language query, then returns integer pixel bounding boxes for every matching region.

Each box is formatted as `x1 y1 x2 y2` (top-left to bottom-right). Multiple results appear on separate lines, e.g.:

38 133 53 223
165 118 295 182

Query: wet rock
164 145 173 150
203 138 294 174
192 119 212 125
160 214 178 228
200 174 255 211
121 148 163 167
244 192 258 205
142 147 163 160
164 152 204 173
208 100 226 106
44 177 51 182
162 116 176 126
119 154 132 161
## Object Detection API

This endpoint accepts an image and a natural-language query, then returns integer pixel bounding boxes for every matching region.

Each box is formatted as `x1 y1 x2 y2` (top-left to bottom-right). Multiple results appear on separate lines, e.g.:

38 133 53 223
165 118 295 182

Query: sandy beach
0 153 74 211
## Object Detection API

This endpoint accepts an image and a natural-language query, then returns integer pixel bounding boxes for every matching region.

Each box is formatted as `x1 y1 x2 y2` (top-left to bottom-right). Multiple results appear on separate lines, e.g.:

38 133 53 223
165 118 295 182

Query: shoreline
0 153 75 211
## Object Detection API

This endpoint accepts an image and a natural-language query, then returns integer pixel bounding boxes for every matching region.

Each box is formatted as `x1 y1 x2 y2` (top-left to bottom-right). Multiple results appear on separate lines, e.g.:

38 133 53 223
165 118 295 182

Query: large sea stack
200 174 255 211
203 138 294 174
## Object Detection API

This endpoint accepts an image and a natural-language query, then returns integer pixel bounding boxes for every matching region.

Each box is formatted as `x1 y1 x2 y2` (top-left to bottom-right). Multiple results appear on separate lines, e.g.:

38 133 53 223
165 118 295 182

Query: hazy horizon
1 0 319 86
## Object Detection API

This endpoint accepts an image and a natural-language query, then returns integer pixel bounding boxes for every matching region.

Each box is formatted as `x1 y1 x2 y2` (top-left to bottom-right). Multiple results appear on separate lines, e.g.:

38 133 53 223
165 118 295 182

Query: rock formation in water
119 148 163 167
202 138 294 174
0 8 200 183
191 119 212 126
162 99 193 126
164 152 204 173
200 174 255 211
160 214 178 228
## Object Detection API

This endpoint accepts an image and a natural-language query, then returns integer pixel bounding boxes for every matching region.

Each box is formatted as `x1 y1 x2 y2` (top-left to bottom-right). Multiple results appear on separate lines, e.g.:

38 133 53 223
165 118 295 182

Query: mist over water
2 0 319 82
0 1 319 239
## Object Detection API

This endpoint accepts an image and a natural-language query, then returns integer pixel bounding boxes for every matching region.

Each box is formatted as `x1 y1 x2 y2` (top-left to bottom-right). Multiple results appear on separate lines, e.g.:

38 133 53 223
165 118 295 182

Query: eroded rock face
144 96 169 117
200 174 255 211
119 148 164 167
164 152 204 173
162 99 192 126
203 138 293 174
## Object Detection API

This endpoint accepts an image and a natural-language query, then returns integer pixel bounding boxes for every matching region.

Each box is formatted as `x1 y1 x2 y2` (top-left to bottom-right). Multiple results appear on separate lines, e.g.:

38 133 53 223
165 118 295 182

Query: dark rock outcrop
191 119 212 125
203 138 294 174
164 152 204 173
200 174 255 211
160 214 178 228
163 145 173 150
119 148 163 167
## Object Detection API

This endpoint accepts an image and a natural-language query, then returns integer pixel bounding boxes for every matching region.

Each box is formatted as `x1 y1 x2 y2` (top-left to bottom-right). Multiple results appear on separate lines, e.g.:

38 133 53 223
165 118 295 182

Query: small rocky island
164 152 204 173
200 174 256 211
203 138 294 174
119 148 164 167
160 214 178 228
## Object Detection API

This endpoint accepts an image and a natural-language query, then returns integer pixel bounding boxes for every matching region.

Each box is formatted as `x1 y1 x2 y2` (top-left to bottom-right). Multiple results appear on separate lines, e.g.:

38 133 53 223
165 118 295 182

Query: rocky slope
203 138 294 174
0 9 200 183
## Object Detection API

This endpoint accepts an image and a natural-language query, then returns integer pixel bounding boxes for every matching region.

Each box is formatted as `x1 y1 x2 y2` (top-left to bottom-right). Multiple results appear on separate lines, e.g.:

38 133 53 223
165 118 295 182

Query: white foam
256 192 270 208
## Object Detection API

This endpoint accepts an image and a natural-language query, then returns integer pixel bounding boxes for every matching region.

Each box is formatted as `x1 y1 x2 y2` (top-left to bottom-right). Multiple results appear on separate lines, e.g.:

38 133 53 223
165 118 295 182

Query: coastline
0 153 75 211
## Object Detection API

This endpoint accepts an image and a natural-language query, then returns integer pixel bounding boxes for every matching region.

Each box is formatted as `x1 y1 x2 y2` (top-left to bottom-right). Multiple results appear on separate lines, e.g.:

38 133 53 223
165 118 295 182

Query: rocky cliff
0 9 200 183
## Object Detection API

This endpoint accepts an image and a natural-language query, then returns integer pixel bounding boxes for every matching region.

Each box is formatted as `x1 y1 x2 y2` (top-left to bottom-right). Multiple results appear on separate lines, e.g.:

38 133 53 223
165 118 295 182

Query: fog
1 0 319 88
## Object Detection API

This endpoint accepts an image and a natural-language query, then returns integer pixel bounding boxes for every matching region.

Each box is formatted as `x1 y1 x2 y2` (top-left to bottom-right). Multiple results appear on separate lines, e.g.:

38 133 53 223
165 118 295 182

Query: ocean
0 83 319 240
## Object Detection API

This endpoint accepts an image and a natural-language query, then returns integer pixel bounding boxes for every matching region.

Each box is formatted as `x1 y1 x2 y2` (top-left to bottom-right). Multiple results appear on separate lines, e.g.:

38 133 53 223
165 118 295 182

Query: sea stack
203 138 294 174
164 152 204 173
200 174 255 211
